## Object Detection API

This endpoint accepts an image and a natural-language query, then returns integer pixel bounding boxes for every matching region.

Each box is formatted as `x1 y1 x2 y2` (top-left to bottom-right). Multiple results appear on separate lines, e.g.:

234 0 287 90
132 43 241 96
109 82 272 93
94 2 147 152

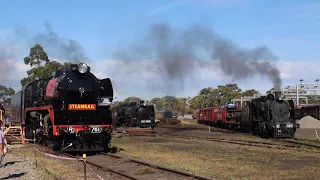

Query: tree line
114 84 260 116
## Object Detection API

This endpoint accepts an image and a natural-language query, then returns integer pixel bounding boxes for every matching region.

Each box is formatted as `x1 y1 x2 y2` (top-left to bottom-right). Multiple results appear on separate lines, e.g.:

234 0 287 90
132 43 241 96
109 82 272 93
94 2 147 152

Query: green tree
24 44 49 67
0 85 15 96
190 83 243 109
242 89 260 96
0 85 15 102
20 44 71 86
176 97 187 116
123 96 141 104
150 97 166 110
162 96 178 112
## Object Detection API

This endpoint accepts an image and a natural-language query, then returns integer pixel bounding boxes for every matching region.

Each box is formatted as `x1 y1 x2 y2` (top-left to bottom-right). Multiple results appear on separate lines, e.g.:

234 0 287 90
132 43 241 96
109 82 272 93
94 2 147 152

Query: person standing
0 121 9 168
0 103 5 126
0 122 5 168
0 103 5 114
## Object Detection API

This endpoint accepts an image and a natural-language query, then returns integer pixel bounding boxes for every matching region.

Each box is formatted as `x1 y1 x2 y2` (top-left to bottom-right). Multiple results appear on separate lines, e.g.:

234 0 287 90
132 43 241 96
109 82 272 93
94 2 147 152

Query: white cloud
0 59 319 101
0 59 30 80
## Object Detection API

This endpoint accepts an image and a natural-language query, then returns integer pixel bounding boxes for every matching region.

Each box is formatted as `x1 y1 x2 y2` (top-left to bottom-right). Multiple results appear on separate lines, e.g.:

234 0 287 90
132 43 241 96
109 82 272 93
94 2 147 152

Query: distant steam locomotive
112 101 156 129
195 91 297 138
241 92 296 138
10 62 114 152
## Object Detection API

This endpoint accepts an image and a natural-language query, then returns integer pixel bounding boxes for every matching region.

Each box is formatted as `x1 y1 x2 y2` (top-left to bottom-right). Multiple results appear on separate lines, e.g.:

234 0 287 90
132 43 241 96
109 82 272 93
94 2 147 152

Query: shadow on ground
0 172 26 180
4 161 22 167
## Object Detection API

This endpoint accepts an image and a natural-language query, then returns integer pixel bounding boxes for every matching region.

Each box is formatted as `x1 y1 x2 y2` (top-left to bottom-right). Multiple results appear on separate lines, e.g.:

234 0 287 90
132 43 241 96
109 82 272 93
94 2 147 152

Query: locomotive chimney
274 91 281 99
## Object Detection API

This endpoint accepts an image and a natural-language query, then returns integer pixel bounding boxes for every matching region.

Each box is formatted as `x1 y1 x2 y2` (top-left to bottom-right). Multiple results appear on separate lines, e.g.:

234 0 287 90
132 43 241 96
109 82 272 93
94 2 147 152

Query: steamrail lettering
68 104 96 110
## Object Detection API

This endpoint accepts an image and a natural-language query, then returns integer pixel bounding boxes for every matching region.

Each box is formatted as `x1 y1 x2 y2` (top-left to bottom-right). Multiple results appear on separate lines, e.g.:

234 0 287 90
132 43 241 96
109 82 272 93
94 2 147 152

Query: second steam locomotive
195 91 297 138
10 62 114 152
112 101 156 129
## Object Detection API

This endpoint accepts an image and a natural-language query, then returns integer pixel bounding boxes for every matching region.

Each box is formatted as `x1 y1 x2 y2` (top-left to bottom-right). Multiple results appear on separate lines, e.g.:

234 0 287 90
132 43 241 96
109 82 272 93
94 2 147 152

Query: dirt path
0 145 53 180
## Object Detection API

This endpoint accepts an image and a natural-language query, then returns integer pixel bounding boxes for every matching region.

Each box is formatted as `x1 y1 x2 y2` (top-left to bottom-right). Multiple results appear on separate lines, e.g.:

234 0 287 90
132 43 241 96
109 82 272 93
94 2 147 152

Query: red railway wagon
195 104 242 128
295 104 320 120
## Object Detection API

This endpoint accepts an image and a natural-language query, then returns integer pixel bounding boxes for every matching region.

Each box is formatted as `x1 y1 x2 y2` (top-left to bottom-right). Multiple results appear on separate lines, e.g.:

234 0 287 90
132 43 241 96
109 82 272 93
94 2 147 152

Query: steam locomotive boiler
112 101 156 129
11 62 114 152
240 91 296 138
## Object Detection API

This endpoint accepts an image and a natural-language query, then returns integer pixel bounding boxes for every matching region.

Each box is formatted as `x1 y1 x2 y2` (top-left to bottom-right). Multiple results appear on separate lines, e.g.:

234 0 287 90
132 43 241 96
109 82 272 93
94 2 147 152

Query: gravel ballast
0 147 52 180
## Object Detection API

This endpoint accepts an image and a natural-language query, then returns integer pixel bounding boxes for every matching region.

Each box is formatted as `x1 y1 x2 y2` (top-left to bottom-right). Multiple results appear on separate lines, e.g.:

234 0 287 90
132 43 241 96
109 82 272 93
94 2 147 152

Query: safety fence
8 136 107 180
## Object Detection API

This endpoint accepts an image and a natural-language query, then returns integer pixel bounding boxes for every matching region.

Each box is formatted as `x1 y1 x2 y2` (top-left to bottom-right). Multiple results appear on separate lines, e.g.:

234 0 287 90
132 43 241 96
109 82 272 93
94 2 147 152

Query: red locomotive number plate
68 104 96 110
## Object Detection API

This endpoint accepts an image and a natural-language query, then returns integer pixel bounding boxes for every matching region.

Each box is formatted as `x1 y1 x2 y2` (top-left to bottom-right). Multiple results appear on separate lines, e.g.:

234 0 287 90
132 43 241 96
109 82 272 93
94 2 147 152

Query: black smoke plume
112 22 282 93
33 22 88 64
0 23 88 85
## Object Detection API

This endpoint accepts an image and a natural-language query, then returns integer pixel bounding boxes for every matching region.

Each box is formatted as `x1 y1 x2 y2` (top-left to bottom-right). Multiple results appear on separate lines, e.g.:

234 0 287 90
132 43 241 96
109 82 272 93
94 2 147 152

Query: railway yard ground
0 145 54 180
1 117 320 180
111 118 320 180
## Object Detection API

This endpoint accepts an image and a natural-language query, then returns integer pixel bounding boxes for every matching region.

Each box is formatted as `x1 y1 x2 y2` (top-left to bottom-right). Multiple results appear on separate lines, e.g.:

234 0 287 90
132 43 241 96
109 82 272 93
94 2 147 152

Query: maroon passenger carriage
10 62 114 152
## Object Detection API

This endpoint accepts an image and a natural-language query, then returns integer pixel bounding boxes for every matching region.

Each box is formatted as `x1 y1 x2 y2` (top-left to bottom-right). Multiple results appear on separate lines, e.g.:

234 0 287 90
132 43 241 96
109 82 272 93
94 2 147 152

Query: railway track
34 144 213 180
99 152 213 180
157 134 320 152
280 139 320 149
67 152 213 180
156 124 320 150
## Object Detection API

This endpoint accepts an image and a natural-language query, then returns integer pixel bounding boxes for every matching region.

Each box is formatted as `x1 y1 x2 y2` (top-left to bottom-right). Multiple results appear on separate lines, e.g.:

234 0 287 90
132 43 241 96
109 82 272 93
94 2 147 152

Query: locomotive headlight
276 124 280 128
78 63 88 73
286 123 293 128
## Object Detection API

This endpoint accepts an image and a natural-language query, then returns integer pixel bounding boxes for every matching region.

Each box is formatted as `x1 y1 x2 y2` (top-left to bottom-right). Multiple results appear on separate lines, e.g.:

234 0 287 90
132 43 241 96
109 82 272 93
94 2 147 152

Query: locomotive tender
195 91 297 138
10 62 114 151
112 101 156 129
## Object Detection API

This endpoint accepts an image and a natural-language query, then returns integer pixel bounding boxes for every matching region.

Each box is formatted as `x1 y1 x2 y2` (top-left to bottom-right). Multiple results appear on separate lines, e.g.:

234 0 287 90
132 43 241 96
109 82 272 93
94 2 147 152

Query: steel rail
158 134 320 152
101 152 213 180
33 144 138 180
61 152 139 180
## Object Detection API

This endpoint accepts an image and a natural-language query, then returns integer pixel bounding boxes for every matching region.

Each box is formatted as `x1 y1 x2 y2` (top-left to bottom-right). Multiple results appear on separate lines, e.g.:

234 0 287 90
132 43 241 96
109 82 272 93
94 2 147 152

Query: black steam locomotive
112 101 156 129
10 62 114 152
195 91 297 138
240 91 296 138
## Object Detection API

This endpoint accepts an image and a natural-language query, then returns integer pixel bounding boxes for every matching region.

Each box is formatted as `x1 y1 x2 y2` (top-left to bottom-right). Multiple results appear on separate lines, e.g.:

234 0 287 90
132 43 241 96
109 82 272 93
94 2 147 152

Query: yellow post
83 154 87 180
0 110 2 123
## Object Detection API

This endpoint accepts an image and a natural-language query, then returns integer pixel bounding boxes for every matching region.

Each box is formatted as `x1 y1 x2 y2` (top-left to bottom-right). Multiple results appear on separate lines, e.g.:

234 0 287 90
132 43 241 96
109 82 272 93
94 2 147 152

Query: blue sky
0 0 320 101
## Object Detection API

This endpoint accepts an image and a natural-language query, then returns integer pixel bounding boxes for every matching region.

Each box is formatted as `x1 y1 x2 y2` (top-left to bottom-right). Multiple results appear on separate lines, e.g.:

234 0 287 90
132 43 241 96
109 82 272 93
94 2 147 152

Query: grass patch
113 136 320 180
178 118 198 125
